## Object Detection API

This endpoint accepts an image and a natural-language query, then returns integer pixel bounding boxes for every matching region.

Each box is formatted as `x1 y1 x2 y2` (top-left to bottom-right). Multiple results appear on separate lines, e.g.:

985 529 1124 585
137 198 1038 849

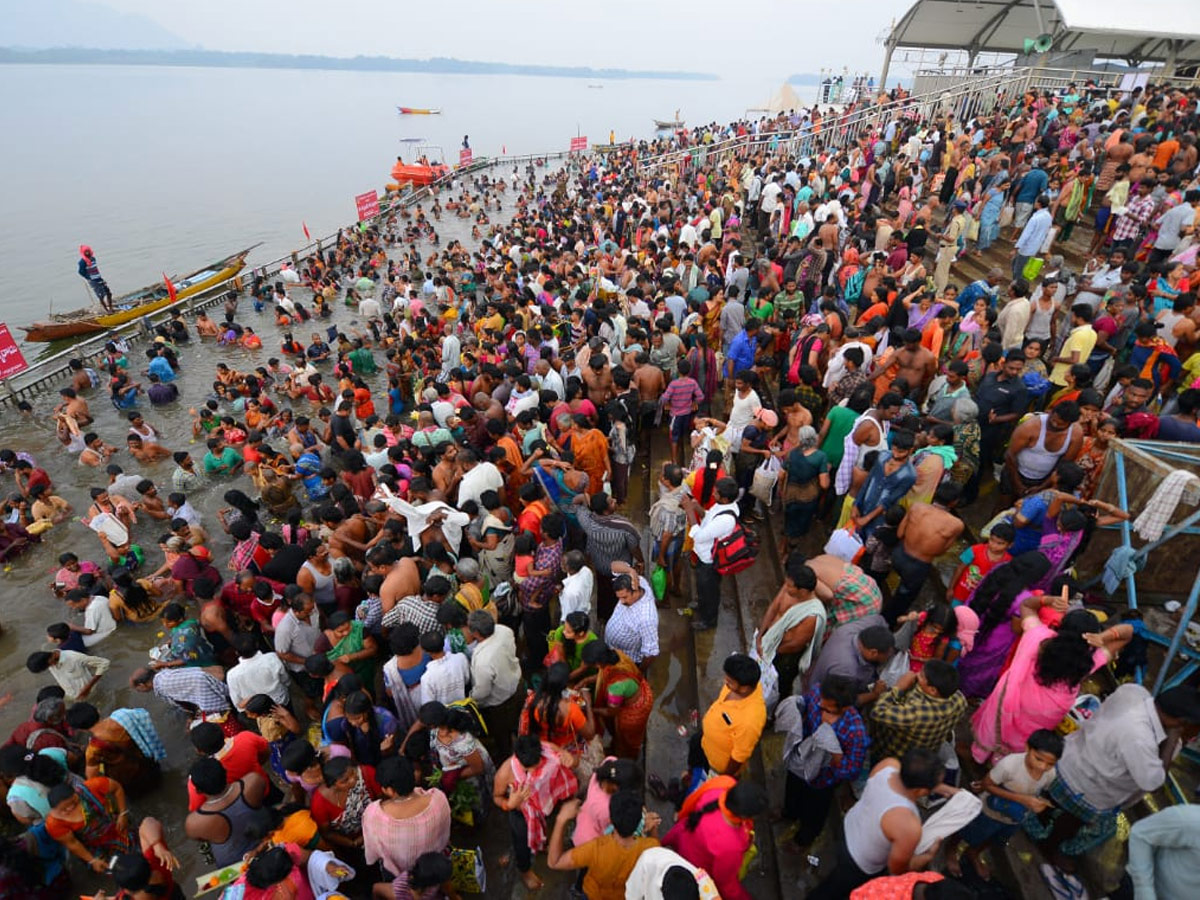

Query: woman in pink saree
970 599 1131 764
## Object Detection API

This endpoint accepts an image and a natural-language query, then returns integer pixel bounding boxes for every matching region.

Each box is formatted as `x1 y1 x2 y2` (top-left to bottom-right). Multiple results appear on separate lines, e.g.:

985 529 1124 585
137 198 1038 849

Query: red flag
502 145 506 155
163 273 177 303
302 221 311 240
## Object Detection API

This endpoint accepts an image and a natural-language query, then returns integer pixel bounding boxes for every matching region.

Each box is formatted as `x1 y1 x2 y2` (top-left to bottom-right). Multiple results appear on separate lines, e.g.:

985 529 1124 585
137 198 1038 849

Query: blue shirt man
725 320 760 379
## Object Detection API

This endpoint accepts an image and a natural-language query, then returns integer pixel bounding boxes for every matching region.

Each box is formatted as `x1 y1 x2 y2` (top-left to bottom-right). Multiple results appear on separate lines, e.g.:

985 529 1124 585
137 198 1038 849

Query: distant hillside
0 46 717 81
0 0 193 50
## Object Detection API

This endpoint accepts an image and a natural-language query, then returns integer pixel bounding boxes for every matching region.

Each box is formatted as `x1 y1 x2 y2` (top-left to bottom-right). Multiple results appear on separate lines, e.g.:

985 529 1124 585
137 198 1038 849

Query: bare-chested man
582 354 614 409
756 554 825 700
804 552 884 627
880 328 937 401
885 481 965 624
195 312 221 338
632 352 665 434
55 387 93 426
369 544 423 616
322 506 375 562
432 443 462 502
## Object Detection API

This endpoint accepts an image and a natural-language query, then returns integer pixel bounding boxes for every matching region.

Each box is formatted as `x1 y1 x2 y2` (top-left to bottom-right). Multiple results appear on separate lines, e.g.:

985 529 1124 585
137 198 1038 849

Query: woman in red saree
45 777 136 874
582 641 655 758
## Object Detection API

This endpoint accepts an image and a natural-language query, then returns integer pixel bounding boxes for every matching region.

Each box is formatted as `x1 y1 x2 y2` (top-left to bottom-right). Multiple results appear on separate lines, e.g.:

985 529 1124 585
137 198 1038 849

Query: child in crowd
947 522 1015 603
943 728 1064 880
512 532 535 583
898 602 960 671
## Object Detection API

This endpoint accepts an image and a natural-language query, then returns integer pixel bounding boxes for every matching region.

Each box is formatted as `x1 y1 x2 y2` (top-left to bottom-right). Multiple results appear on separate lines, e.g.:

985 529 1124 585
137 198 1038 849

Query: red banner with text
0 324 30 380
569 136 588 153
459 148 473 166
355 191 381 222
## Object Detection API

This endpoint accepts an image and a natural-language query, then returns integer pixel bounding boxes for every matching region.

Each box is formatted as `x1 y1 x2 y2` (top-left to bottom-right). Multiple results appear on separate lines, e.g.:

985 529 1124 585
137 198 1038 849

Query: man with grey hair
465 608 522 759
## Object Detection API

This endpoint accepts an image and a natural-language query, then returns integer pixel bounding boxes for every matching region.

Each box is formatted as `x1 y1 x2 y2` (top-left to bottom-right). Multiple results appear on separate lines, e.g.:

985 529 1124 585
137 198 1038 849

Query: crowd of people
3 74 1200 900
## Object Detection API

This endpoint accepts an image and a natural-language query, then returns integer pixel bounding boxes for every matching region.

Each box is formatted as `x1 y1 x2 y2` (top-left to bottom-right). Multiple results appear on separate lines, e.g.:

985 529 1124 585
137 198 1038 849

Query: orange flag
303 221 311 239
163 273 176 302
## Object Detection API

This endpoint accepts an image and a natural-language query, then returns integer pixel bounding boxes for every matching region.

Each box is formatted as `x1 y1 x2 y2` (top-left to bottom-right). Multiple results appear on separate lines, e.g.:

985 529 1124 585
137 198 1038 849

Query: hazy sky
96 0 914 77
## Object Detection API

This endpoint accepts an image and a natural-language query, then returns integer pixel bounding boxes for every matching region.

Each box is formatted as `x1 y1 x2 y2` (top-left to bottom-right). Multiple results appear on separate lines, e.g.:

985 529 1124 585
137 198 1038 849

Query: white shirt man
227 649 290 708
421 649 472 705
82 594 118 647
468 621 521 708
759 179 783 216
457 458 504 510
540 366 566 401
688 500 739 564
359 296 381 319
559 559 595 621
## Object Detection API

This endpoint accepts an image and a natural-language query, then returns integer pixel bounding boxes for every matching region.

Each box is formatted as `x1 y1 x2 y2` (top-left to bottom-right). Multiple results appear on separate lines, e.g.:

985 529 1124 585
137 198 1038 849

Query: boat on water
654 109 685 130
396 106 442 115
388 144 450 189
22 247 254 342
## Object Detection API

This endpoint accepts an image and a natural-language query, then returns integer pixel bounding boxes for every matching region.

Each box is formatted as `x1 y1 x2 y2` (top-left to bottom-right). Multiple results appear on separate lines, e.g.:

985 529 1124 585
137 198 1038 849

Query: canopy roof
888 0 1200 65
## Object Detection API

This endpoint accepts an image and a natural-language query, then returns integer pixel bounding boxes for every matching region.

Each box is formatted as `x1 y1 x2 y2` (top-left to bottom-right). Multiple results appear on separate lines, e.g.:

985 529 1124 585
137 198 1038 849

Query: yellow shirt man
1051 323 1098 385
700 683 767 774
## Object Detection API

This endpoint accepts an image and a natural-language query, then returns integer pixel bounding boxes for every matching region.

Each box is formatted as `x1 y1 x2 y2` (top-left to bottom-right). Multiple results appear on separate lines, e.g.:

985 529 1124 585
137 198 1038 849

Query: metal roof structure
885 0 1200 68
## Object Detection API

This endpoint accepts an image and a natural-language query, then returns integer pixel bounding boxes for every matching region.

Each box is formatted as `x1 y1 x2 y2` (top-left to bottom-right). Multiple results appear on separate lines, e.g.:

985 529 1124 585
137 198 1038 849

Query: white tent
766 82 804 114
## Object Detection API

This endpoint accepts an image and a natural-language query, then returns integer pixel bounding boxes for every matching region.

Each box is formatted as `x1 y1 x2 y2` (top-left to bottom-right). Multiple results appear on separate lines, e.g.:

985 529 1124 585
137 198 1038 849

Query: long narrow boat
396 106 442 115
22 247 255 342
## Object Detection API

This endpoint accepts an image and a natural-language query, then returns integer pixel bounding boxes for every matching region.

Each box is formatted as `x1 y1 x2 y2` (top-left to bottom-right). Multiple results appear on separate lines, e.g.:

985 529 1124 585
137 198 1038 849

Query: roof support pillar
1163 40 1180 78
880 41 896 93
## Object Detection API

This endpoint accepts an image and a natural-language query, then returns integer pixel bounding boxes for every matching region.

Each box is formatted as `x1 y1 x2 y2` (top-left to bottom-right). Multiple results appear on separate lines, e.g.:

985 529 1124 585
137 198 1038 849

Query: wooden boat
654 109 685 130
22 247 254 342
396 106 442 115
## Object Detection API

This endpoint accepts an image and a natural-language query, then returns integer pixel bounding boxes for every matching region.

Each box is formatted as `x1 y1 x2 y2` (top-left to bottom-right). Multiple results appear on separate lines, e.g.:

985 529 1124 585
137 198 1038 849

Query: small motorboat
389 146 450 188
397 106 442 115
23 247 255 342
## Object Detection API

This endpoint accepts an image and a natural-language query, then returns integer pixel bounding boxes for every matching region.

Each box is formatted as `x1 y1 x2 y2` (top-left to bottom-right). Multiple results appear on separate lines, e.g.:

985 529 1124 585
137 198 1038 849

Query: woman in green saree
321 611 379 688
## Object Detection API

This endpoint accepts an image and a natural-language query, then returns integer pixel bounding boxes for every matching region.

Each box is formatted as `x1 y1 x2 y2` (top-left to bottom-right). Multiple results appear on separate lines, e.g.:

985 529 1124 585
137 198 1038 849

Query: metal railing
0 150 575 407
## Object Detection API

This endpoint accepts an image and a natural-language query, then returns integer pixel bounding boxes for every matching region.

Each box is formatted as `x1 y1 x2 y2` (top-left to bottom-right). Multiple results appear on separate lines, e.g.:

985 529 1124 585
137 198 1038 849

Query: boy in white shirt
943 728 1063 880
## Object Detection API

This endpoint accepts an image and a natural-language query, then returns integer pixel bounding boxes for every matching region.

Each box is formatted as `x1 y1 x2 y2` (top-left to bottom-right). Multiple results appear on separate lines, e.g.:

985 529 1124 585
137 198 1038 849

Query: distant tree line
0 46 716 80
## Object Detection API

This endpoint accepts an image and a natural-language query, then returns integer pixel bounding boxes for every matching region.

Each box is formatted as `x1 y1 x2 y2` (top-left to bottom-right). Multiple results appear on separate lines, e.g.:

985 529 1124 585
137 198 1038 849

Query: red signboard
355 190 381 222
570 136 588 152
0 324 29 380
459 148 473 167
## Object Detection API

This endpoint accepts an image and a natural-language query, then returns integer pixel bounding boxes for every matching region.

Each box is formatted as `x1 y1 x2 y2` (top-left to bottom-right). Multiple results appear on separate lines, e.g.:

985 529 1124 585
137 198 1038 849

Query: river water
0 64 807 339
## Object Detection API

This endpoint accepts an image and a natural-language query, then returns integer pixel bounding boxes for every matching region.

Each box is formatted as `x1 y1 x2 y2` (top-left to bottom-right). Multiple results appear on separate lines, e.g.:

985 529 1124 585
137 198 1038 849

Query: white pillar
880 43 896 93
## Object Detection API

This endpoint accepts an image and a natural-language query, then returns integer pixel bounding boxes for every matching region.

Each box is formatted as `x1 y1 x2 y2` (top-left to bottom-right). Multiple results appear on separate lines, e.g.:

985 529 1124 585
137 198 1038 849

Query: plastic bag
824 525 863 563
1022 257 1044 281
450 846 487 893
650 565 668 601
750 455 782 507
879 649 911 686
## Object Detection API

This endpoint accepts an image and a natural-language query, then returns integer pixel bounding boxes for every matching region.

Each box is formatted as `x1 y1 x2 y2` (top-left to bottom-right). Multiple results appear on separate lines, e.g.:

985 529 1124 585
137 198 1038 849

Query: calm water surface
0 65 801 337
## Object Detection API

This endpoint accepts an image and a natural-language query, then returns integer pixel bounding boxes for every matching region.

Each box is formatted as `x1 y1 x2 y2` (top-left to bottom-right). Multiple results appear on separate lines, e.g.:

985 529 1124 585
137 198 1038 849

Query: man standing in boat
77 245 114 312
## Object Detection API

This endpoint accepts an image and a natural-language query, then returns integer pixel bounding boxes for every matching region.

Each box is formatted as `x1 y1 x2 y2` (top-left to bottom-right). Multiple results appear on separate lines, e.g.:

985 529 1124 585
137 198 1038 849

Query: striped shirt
660 376 703 417
152 667 231 713
574 506 640 575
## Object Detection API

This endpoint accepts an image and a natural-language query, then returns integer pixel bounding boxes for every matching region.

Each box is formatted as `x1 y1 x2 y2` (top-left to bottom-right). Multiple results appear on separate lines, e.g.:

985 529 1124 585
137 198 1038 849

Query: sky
88 0 915 78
